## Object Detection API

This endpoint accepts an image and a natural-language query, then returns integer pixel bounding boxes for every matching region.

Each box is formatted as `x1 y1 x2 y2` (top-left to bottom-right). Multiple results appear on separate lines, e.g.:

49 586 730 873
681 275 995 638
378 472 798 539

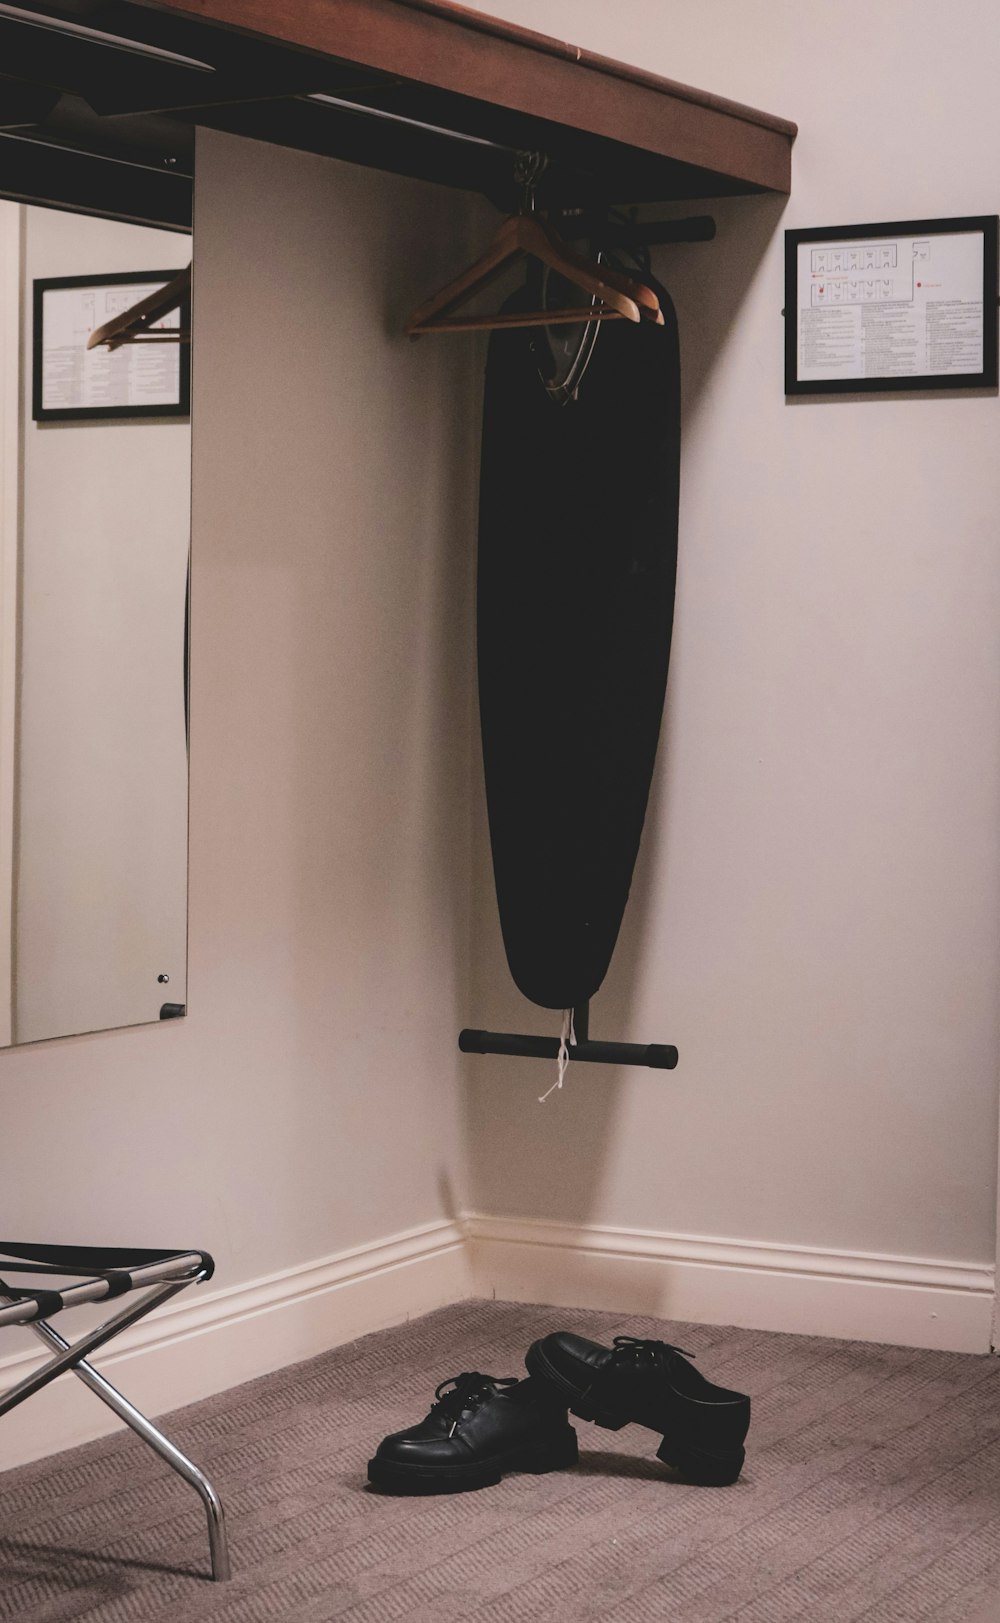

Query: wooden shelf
0 0 795 225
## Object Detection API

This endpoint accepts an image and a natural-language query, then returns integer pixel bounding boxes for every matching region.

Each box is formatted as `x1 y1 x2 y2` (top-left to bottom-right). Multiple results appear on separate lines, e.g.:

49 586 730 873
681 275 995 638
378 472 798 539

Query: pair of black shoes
367 1331 750 1495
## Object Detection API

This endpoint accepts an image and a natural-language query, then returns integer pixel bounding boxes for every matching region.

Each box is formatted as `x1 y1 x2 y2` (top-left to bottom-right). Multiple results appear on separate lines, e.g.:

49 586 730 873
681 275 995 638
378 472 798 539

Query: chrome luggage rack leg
0 1276 231 1582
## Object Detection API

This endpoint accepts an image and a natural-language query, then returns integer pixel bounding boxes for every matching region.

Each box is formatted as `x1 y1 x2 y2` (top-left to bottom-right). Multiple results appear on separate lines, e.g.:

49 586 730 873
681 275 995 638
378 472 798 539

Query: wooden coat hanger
87 265 191 352
406 212 661 336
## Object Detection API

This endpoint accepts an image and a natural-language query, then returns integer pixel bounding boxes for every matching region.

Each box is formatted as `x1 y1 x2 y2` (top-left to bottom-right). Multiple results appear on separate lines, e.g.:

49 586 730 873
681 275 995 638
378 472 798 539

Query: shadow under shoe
367 1371 579 1494
525 1332 749 1485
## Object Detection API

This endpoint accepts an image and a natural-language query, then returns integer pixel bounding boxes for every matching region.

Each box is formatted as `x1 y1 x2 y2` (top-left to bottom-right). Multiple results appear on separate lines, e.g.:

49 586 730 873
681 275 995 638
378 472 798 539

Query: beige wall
16 207 191 1045
462 0 1000 1270
3 2 999 1458
3 128 477 1344
0 206 19 1048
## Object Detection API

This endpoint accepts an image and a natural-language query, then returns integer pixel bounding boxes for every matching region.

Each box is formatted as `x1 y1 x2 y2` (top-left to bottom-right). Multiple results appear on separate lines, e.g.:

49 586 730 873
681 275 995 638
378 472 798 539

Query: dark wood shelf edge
393 0 799 139
138 0 795 196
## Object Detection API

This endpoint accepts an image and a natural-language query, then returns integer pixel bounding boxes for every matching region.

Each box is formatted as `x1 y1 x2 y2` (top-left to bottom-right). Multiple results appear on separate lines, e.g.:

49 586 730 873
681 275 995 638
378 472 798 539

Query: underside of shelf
0 0 796 228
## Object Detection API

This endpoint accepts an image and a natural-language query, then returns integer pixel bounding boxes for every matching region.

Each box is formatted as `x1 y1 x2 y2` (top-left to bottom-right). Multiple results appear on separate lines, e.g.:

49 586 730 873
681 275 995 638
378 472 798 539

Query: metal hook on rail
513 149 548 213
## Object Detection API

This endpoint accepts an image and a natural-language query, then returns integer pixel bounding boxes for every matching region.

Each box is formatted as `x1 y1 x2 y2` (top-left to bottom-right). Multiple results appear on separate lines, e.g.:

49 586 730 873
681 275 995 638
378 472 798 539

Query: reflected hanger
87 264 190 352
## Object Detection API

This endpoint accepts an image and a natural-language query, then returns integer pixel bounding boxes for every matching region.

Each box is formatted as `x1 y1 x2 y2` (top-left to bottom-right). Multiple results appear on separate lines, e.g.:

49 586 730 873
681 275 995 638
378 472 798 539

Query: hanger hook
513 150 548 214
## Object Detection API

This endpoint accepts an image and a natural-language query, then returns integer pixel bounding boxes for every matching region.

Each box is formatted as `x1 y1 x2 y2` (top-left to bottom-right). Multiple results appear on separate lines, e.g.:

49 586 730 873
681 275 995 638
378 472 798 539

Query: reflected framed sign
32 270 191 422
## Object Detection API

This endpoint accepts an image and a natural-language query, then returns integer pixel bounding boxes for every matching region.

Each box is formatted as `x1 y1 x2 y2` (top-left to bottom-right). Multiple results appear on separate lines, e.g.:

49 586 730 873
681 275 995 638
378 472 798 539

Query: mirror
0 199 191 1046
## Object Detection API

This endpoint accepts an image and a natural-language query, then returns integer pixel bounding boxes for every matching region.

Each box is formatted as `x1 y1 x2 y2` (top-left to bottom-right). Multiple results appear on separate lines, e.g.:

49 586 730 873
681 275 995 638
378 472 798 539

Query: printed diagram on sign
788 216 995 391
811 240 921 305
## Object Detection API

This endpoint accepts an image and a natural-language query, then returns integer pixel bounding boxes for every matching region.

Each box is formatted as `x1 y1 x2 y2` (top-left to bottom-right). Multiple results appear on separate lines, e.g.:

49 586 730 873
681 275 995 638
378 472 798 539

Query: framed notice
785 216 998 395
32 270 190 422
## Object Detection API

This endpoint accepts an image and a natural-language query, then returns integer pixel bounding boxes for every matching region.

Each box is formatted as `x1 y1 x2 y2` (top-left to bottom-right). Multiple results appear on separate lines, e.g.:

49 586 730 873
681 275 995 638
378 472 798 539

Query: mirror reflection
0 200 190 1046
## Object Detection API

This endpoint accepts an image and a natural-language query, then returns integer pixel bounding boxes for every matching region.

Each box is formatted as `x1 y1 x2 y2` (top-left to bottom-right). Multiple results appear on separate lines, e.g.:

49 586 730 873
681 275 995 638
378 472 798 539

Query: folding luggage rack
0 1242 230 1581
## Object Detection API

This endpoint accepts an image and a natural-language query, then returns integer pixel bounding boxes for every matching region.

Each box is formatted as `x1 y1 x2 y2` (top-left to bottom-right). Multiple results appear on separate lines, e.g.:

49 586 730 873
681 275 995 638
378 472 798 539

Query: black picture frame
32 269 191 422
784 216 998 395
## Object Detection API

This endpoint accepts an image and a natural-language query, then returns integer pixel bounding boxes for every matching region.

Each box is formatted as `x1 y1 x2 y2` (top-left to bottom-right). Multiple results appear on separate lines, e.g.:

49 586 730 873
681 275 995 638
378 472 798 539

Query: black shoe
367 1371 579 1494
525 1332 749 1485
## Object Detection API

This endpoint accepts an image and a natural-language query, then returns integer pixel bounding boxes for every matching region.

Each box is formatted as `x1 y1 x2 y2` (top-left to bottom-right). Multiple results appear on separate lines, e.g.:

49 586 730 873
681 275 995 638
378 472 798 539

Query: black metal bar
458 1028 678 1070
605 214 716 246
563 214 715 246
0 131 192 228
307 90 516 155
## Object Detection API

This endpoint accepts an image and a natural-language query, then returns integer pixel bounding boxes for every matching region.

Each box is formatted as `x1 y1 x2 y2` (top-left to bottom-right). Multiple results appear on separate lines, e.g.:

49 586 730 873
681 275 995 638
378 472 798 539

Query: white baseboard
465 1213 996 1356
3 1211 993 1471
0 1218 470 1471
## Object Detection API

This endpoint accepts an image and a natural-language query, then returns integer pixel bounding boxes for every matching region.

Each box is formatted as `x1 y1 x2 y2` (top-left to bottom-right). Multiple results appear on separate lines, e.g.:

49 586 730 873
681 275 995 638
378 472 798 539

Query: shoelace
430 1372 517 1437
539 1008 577 1104
611 1335 696 1369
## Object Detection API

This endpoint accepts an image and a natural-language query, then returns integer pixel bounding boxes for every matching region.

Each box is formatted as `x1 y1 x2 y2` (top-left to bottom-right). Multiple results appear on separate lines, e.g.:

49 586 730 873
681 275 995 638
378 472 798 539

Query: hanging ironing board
477 276 680 1011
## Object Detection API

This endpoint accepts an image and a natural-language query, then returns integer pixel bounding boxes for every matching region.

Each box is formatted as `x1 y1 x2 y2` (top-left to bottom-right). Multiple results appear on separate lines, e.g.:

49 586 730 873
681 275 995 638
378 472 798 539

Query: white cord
539 1007 577 1103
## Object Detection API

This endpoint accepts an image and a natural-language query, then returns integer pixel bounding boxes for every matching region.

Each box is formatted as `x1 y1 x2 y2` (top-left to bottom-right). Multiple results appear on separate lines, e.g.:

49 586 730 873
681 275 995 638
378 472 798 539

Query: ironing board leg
29 1317 231 1582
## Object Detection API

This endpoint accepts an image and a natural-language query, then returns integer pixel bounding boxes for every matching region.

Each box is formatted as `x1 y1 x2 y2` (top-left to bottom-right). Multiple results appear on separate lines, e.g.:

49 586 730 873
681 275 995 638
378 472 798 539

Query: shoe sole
525 1340 745 1487
367 1428 579 1495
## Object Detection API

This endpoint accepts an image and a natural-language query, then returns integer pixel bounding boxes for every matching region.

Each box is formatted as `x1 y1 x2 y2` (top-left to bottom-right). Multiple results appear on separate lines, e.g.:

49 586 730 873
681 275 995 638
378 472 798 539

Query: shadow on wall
460 191 788 1236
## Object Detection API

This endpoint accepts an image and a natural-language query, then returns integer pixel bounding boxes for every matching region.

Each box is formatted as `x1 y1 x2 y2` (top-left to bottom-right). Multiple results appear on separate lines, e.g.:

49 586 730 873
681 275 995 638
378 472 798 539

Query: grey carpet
2 1299 999 1622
